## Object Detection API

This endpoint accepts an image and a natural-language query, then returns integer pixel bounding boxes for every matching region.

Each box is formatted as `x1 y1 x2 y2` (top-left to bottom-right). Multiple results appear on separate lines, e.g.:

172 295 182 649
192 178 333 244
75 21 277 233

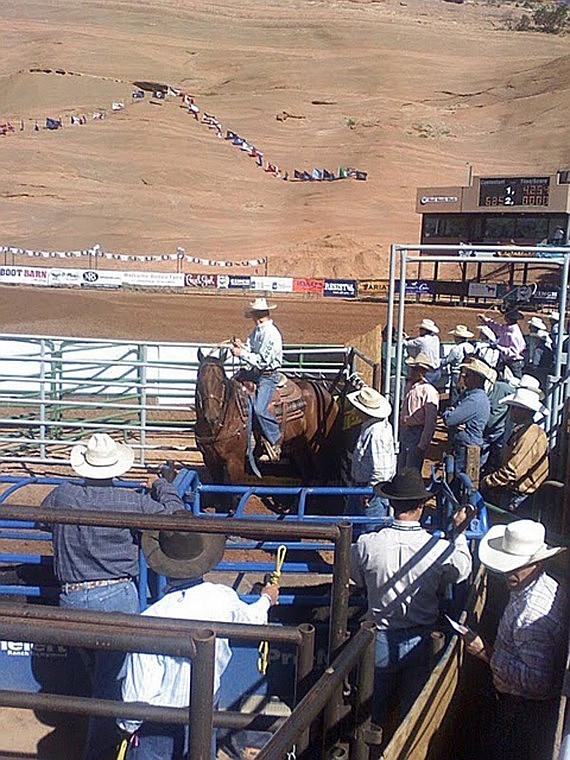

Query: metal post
384 244 397 397
392 248 407 445
39 339 47 460
551 253 570 442
188 629 216 760
139 343 148 467
351 621 376 760
296 623 316 755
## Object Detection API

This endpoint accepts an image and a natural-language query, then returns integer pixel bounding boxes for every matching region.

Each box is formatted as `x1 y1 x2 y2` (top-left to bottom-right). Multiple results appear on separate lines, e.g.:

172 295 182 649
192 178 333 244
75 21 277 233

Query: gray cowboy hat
142 526 226 579
375 468 431 501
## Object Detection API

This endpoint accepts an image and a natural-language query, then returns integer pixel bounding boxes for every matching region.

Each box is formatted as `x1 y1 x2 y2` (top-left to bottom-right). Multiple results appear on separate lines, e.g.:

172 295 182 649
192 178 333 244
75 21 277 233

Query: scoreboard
478 176 550 207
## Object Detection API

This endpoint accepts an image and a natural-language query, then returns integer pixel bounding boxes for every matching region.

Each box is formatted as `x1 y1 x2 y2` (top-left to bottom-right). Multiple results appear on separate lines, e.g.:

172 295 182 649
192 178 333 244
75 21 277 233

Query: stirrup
260 440 281 462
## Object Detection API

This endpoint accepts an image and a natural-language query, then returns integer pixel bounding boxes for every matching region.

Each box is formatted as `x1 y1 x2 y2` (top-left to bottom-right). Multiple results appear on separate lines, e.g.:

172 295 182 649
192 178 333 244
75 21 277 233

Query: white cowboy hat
500 386 547 416
548 310 560 322
511 373 545 400
405 352 435 370
449 324 474 339
70 433 135 479
418 318 439 334
478 325 497 342
528 316 548 331
245 297 276 314
459 357 496 383
479 520 564 574
347 386 392 419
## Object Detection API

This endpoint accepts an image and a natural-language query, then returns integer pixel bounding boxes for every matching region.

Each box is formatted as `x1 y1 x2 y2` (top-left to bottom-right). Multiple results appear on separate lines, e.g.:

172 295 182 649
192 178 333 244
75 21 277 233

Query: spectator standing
441 324 475 401
345 386 396 535
42 433 184 760
481 364 515 474
404 318 441 385
475 325 500 369
350 469 472 741
399 353 439 472
478 309 525 378
118 529 279 759
524 316 554 387
463 520 566 760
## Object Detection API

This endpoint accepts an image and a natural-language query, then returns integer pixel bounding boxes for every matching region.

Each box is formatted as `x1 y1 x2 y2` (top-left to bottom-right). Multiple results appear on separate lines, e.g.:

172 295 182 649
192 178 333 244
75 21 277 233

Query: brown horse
195 349 340 484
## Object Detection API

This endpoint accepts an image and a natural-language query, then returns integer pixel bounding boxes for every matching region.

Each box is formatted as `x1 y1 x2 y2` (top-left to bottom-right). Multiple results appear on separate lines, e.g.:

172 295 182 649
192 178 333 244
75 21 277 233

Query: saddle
233 370 306 430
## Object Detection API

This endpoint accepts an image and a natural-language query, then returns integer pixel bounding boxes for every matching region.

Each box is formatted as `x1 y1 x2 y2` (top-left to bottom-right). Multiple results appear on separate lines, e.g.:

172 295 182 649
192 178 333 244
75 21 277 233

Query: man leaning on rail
116 528 279 759
41 433 184 760
349 469 472 748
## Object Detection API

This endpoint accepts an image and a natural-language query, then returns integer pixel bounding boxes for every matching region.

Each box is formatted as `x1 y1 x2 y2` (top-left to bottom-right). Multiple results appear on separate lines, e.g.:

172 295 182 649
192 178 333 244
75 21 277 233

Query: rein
195 365 247 446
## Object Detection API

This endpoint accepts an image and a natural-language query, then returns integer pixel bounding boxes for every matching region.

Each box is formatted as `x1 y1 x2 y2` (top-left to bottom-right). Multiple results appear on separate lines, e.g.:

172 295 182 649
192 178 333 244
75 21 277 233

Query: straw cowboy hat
375 468 432 501
449 324 474 339
405 352 434 370
499 386 548 416
511 373 545 400
142 527 226 579
418 318 439 334
478 325 497 343
245 297 276 315
528 316 548 331
70 433 134 479
479 520 564 574
459 357 496 383
347 386 391 419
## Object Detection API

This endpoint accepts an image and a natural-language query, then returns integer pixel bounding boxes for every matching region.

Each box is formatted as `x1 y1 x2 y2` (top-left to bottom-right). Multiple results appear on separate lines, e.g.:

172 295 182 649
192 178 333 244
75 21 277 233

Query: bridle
195 361 247 445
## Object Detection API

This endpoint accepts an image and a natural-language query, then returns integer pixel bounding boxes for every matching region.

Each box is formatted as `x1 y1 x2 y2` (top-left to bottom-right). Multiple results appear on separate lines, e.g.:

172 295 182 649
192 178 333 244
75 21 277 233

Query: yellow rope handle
257 545 287 674
116 738 129 760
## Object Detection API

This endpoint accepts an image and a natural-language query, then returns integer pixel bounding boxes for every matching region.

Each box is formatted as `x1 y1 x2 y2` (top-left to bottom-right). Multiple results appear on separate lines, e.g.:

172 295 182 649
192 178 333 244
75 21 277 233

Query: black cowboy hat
374 468 431 501
142 525 226 579
503 308 524 321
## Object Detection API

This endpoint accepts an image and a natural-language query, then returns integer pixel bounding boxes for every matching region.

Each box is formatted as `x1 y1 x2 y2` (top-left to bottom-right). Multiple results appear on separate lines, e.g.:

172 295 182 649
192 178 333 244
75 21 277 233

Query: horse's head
196 348 229 428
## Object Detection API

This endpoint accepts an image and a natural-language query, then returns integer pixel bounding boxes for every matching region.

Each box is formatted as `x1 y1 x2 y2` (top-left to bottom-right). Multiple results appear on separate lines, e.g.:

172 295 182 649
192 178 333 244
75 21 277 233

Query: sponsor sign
47 269 83 287
0 267 49 285
534 288 559 303
0 640 67 658
434 280 468 297
323 279 357 298
81 270 123 288
420 195 459 205
250 276 293 293
227 275 252 289
358 279 388 296
293 277 325 294
184 273 218 288
468 282 498 298
123 272 185 288
397 280 433 295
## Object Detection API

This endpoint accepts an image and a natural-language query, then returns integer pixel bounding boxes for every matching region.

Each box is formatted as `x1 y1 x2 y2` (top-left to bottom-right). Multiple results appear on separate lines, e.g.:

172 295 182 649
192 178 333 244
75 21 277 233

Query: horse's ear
197 348 205 363
219 348 228 363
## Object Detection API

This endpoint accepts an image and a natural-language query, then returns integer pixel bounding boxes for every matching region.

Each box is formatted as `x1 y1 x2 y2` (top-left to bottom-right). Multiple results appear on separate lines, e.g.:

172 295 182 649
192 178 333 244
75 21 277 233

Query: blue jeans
129 720 217 759
372 626 432 728
60 580 140 760
254 373 281 445
345 493 391 539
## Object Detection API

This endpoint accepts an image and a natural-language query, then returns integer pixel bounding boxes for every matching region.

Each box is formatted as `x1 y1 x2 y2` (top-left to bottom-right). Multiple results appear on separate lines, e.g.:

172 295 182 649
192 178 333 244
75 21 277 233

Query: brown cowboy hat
375 468 431 501
142 525 226 579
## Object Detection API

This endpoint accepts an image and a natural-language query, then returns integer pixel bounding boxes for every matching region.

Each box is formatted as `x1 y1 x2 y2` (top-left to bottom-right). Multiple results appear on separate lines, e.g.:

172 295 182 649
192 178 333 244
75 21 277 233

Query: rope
257 544 287 674
116 738 129 760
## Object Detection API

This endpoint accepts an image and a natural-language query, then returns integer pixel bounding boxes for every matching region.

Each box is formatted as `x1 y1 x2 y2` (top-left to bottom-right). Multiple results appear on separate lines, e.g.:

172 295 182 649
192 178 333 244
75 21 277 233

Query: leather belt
62 577 130 593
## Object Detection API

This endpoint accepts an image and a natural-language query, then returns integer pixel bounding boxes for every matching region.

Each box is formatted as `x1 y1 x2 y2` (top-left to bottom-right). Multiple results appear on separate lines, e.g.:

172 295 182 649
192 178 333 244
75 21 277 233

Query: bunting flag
0 244 266 267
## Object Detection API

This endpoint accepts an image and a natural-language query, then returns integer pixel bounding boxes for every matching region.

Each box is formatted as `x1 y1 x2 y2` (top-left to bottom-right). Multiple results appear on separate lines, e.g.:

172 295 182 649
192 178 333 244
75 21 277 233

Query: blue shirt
442 387 490 447
42 477 183 584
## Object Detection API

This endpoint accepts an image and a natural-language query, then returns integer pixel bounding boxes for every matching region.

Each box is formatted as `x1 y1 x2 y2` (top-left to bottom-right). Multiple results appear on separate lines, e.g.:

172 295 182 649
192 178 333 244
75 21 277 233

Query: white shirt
441 341 475 377
240 319 283 372
475 341 500 368
350 418 396 485
404 334 441 369
118 582 271 734
350 521 472 629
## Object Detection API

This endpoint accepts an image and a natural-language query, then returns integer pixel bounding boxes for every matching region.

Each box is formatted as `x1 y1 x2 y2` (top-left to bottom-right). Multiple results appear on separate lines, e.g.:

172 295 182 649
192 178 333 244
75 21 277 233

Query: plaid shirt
491 572 567 700
42 477 183 584
350 418 396 486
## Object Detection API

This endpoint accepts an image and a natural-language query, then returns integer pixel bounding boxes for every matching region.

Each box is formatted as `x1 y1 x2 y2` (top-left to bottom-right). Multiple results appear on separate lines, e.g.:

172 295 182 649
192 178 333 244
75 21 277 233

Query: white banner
122 271 185 288
0 267 50 285
47 269 84 287
81 270 124 288
250 276 293 293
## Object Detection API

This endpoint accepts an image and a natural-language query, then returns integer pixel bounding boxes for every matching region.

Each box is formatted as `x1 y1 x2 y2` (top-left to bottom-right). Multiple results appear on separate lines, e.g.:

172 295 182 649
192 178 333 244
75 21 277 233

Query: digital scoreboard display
478 176 550 207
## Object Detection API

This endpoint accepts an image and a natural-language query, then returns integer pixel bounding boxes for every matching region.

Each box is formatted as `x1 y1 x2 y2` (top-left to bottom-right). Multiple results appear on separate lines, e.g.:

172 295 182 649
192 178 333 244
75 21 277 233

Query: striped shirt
491 572 567 699
350 418 396 486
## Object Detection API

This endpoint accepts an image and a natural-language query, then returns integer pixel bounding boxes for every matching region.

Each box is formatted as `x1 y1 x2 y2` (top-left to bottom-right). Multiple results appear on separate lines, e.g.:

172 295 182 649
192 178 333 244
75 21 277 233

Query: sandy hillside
0 0 569 281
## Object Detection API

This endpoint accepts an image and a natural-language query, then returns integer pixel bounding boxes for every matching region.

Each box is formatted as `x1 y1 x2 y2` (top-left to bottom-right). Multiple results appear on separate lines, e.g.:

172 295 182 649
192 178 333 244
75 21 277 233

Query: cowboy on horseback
231 297 283 462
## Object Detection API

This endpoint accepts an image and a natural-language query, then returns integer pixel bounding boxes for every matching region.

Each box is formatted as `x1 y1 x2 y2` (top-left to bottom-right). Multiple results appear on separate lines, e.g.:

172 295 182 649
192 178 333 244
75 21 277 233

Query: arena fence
0 334 348 466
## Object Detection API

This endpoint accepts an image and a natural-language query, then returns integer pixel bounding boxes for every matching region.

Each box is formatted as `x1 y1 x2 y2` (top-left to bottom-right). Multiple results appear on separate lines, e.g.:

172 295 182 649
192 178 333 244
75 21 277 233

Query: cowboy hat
347 387 391 419
405 352 434 370
449 324 474 339
245 297 276 314
504 308 524 322
511 373 545 400
478 325 497 342
375 468 432 501
142 526 226 579
70 433 134 479
528 316 548 331
478 520 564 574
459 357 496 383
418 318 439 334
500 386 547 415
548 310 560 322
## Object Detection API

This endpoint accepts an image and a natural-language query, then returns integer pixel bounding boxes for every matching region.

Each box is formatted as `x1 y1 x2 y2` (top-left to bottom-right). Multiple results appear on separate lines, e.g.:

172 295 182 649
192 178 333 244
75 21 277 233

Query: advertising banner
47 269 84 287
293 278 325 294
80 270 123 288
123 272 185 288
184 273 218 288
0 267 49 286
468 282 498 298
323 279 357 298
250 276 293 293
223 275 252 289
534 288 559 303
399 280 433 296
358 279 388 297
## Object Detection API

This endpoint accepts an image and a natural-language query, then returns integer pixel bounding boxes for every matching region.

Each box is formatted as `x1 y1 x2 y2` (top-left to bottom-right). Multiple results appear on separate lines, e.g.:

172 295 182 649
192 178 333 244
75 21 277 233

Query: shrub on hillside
515 2 569 33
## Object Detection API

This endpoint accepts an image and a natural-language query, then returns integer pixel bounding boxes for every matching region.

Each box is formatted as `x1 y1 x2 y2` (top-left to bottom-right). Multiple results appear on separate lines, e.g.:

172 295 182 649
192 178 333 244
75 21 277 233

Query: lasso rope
257 544 287 674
